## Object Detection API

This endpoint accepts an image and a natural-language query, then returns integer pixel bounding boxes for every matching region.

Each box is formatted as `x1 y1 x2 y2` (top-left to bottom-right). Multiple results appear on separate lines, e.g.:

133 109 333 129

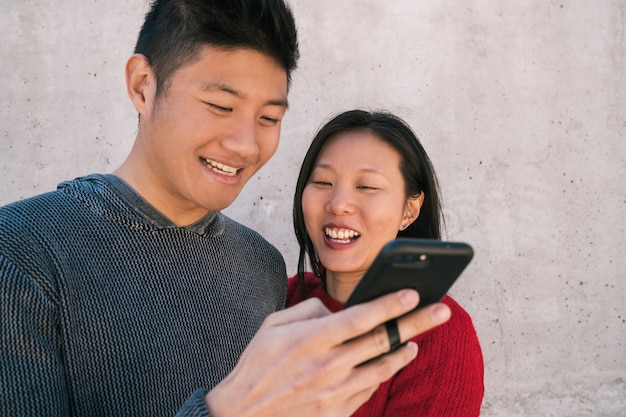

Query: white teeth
203 158 238 177
324 227 360 241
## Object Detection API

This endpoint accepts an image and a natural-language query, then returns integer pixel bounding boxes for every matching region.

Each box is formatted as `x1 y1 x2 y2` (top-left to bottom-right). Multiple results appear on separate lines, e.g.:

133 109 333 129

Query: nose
222 117 259 162
325 186 355 215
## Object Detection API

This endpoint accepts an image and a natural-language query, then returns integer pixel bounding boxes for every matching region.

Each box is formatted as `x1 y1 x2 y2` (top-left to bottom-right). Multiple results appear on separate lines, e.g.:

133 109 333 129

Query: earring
400 223 408 230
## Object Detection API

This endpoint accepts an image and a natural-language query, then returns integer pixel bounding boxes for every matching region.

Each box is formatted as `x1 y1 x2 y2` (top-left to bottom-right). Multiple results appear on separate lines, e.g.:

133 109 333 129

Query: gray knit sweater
0 174 287 416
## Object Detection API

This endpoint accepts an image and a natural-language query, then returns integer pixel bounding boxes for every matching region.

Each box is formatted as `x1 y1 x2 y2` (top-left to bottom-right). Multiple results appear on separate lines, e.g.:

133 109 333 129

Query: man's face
133 46 288 225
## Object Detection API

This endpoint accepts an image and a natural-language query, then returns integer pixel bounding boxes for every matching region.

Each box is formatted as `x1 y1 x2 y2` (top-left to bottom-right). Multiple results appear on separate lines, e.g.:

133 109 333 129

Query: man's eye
206 103 232 113
260 116 280 126
357 185 379 190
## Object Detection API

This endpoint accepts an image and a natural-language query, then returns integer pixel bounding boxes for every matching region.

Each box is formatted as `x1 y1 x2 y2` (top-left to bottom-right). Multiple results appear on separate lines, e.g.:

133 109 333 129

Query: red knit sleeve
286 275 301 306
381 296 484 417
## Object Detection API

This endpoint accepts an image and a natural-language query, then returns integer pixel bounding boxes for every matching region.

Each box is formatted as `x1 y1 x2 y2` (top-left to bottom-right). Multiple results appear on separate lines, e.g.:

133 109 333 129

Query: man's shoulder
0 174 108 224
221 215 284 260
1 187 72 226
222 215 268 241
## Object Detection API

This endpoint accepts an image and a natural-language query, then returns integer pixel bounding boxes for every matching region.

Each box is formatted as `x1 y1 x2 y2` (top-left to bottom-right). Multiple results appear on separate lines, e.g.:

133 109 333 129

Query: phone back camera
393 254 428 263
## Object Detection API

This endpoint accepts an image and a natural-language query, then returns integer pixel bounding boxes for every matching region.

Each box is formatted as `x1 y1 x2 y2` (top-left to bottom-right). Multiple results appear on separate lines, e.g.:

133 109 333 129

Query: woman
288 109 484 416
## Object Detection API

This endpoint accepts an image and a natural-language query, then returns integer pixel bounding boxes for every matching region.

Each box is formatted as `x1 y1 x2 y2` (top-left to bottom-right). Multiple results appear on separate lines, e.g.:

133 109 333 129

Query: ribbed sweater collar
58 173 225 238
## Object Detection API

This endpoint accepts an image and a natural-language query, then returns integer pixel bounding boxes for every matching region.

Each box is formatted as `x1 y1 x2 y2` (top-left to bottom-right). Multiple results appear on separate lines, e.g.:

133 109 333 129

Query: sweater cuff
175 388 211 417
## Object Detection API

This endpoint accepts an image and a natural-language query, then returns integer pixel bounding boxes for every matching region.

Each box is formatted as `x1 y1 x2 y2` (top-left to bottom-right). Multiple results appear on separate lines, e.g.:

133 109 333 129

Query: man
0 1 451 416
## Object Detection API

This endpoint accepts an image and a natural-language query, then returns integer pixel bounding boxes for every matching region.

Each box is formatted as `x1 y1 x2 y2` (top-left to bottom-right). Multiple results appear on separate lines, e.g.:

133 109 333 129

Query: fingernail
399 289 419 307
406 341 418 358
431 304 451 322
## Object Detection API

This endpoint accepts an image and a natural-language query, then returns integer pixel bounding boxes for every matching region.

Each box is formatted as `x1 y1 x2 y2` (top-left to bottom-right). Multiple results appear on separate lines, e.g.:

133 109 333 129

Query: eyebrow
201 82 289 108
314 164 387 175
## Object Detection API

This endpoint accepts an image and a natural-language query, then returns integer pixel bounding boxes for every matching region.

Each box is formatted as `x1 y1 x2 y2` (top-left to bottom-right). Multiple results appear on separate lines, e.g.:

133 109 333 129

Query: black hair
293 109 444 298
134 0 299 97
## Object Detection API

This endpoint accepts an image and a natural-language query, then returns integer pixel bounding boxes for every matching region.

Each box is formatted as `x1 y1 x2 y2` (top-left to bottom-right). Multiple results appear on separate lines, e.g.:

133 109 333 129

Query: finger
343 342 419 406
385 320 401 351
322 289 420 346
335 302 450 366
396 302 451 343
263 298 331 327
334 322 394 367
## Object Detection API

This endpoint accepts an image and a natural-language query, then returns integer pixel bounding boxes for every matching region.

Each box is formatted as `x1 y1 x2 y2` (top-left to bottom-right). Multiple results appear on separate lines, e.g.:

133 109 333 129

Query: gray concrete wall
1 1 625 415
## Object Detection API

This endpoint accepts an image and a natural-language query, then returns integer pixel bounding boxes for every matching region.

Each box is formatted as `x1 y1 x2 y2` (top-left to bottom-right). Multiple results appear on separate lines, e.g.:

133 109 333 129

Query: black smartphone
343 238 473 310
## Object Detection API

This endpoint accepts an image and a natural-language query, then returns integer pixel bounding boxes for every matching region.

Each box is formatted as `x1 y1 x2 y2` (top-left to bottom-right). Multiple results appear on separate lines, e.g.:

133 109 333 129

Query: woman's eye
357 185 379 190
311 181 332 187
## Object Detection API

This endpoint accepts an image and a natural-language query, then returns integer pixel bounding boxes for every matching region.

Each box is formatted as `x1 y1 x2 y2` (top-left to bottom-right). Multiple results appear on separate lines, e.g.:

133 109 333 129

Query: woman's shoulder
287 272 325 306
442 295 473 322
387 294 484 416
286 274 301 304
286 273 345 312
415 295 480 345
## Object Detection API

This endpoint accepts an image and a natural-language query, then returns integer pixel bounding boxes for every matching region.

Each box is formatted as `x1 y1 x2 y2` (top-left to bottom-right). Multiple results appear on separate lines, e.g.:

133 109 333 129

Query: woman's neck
325 270 364 303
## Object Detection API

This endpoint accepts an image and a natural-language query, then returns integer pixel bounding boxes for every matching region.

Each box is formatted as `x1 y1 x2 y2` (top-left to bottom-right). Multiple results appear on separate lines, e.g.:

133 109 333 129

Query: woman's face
302 130 421 283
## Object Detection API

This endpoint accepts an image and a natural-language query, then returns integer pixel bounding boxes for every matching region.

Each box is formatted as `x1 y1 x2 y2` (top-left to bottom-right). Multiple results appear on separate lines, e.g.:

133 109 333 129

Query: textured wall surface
1 1 625 415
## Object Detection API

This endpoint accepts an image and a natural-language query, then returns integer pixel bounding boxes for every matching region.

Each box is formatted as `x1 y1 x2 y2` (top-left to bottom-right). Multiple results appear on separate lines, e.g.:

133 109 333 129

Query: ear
399 192 425 231
125 54 156 116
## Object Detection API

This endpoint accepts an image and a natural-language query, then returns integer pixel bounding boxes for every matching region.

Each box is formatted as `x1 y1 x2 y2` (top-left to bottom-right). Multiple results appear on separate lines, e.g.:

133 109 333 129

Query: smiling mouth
201 157 239 177
324 227 361 243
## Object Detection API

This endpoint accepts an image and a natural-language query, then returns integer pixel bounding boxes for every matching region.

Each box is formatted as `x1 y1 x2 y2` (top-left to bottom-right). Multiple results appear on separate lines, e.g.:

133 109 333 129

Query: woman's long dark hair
293 109 444 299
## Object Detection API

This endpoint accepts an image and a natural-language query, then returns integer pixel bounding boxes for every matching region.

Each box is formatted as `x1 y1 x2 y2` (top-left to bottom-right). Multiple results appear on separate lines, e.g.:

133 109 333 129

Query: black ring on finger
385 319 401 352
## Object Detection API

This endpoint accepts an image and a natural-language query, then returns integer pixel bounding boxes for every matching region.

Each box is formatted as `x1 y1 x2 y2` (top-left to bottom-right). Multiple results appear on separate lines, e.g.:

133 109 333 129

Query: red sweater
286 273 484 417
